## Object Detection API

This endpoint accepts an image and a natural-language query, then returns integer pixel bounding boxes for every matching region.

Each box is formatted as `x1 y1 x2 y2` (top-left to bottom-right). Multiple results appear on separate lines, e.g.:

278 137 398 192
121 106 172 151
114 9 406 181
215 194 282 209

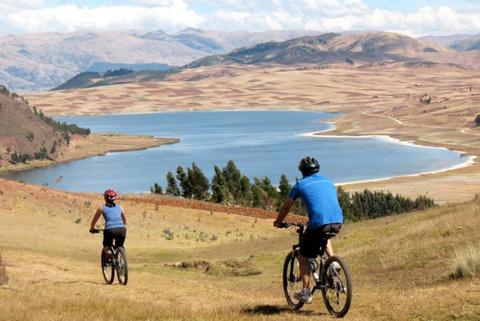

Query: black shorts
103 227 126 248
299 223 342 258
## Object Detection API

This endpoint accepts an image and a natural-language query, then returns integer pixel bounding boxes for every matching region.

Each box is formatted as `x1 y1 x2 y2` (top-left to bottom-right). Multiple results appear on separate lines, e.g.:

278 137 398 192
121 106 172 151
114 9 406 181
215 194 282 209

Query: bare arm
274 197 295 227
120 206 127 226
90 207 103 231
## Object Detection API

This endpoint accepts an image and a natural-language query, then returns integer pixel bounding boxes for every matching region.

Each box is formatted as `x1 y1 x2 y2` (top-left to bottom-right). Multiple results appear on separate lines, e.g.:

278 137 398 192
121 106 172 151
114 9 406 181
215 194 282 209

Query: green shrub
10 151 32 164
162 228 174 240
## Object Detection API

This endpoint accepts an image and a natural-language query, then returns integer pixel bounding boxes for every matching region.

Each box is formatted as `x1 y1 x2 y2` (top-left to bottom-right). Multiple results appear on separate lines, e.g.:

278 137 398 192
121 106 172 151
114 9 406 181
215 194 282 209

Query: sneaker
329 261 341 275
294 289 312 304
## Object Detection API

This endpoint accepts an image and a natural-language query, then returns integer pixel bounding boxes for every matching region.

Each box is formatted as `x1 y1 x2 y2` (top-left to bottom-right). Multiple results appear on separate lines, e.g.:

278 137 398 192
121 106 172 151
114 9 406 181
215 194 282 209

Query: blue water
3 111 466 193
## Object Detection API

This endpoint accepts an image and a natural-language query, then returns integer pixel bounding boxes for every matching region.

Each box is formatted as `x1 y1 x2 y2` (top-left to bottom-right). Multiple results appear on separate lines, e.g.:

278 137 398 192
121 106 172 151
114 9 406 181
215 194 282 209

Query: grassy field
1 178 479 321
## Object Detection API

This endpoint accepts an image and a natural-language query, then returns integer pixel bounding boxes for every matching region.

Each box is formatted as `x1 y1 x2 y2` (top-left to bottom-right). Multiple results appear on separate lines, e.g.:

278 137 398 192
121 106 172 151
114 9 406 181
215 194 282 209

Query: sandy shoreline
338 155 477 186
0 134 179 174
299 128 478 187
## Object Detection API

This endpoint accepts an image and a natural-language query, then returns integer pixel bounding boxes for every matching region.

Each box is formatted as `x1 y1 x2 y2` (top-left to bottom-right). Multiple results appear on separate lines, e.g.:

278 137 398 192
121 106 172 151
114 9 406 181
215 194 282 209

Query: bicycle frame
281 222 352 317
286 223 331 293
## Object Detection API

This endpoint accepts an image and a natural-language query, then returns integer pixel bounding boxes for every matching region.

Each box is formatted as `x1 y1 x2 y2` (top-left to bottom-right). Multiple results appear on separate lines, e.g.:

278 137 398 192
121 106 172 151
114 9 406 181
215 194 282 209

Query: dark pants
300 223 342 258
103 227 126 248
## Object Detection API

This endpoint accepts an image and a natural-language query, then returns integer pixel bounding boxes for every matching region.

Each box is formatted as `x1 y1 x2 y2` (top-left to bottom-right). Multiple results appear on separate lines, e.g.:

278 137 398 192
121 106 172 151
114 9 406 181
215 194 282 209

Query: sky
0 0 479 36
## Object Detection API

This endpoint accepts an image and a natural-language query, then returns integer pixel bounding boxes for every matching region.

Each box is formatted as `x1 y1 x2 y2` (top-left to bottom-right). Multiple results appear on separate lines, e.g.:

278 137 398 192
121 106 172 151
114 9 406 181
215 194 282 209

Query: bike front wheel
282 250 304 310
116 247 128 285
321 256 352 318
101 247 115 284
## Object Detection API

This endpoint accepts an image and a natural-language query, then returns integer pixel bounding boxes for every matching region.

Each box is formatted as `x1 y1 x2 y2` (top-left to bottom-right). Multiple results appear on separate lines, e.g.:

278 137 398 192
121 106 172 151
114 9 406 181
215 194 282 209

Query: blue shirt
102 204 125 230
289 173 343 229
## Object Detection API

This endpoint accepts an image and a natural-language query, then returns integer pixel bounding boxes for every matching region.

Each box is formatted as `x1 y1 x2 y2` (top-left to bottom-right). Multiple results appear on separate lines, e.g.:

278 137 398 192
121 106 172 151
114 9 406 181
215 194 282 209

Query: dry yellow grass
1 178 479 321
0 254 7 285
25 64 480 203
451 245 480 278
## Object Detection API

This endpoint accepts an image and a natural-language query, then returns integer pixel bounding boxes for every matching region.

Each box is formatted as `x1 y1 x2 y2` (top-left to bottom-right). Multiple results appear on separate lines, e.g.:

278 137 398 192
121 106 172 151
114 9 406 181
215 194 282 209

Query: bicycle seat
323 231 337 239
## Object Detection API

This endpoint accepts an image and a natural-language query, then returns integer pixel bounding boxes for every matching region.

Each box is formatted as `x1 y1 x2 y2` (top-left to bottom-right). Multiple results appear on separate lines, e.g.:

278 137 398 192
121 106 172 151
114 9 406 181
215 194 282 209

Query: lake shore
23 64 480 202
0 134 179 174
300 129 477 183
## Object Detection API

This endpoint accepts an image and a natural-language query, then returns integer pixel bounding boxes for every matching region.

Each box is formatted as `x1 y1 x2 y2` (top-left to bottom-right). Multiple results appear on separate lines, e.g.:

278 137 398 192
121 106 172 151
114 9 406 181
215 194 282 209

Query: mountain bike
91 228 128 285
280 222 352 317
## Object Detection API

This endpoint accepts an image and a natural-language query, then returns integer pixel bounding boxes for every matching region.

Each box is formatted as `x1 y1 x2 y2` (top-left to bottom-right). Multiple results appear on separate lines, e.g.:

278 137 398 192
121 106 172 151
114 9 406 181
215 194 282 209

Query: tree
259 177 278 210
165 171 180 196
223 160 242 202
337 187 355 221
188 162 210 200
251 178 267 209
150 183 163 194
278 175 291 199
211 165 228 203
239 175 252 206
176 166 192 198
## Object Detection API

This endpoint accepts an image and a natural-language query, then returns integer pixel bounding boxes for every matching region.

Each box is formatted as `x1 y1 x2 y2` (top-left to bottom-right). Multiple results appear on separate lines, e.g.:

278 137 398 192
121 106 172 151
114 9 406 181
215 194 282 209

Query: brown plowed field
124 194 307 222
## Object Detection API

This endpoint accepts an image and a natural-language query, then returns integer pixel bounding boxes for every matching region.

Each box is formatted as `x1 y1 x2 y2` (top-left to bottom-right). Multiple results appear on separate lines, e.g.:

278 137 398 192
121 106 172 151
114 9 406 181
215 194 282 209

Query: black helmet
298 157 320 177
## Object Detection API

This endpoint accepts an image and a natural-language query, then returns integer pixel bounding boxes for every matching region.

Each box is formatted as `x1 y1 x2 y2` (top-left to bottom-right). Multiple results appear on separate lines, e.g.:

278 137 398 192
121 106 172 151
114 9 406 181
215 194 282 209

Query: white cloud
0 0 46 14
0 2 204 33
0 0 479 35
0 0 46 7
204 2 480 36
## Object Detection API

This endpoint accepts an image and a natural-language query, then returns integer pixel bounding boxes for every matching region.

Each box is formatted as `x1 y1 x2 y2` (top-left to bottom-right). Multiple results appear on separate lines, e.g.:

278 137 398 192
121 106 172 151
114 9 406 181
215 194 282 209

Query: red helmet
103 189 117 202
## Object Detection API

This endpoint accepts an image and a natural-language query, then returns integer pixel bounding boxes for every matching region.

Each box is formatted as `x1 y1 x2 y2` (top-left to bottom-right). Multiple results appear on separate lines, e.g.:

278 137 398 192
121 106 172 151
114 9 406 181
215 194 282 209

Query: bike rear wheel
101 247 115 284
321 256 352 317
116 247 128 285
282 250 304 310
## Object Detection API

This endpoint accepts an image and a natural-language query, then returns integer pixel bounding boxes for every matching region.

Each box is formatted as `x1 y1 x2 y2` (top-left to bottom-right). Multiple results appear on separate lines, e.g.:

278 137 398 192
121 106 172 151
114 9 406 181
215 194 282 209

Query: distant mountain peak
176 27 204 34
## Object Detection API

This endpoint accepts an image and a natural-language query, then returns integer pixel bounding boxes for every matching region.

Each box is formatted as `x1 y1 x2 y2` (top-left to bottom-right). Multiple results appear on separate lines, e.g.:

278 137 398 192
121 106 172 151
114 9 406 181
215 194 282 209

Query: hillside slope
422 34 480 51
187 32 447 67
0 86 74 166
0 179 479 320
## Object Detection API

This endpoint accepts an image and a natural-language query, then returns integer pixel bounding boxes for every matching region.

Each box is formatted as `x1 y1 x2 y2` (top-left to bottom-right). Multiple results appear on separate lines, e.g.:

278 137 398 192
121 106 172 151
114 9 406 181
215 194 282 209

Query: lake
3 111 468 193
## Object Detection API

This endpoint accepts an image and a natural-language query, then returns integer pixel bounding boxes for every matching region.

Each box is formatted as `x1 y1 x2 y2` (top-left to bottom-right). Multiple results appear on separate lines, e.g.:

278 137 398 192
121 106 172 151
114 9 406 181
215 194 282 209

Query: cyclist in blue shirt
274 157 343 303
89 189 127 250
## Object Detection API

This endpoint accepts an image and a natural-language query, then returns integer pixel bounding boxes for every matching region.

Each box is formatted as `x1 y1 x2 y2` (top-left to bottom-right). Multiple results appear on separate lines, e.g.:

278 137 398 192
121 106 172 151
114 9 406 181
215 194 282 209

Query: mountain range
2 28 479 92
54 31 474 90
0 28 319 91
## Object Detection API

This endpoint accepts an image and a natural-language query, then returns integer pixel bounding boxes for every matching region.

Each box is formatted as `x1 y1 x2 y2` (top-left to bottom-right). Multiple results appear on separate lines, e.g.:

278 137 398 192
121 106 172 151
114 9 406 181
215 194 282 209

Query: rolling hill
187 31 446 67
54 31 453 90
0 177 479 320
0 29 319 91
0 86 89 167
422 34 480 51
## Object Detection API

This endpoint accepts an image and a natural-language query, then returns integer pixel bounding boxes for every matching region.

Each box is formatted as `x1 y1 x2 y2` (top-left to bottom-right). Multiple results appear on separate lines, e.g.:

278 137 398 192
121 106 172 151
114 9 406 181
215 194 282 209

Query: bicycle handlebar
278 222 305 229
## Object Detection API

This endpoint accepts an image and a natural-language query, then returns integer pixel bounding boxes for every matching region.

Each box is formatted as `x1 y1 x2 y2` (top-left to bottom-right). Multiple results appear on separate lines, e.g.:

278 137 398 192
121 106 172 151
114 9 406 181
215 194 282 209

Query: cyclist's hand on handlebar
273 220 284 228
